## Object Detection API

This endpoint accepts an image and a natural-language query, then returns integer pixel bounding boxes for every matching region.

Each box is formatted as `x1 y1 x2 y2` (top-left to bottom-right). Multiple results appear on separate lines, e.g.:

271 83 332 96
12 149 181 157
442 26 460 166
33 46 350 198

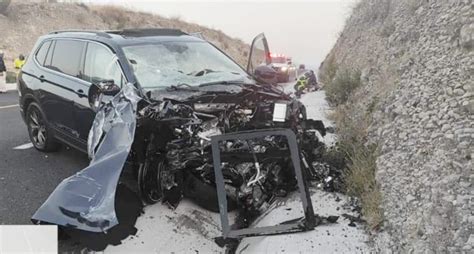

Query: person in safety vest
14 54 25 69
294 75 309 98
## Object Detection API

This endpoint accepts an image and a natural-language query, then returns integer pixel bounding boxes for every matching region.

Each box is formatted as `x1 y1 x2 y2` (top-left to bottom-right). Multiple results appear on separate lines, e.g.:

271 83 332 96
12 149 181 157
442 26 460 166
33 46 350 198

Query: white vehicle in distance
269 53 296 82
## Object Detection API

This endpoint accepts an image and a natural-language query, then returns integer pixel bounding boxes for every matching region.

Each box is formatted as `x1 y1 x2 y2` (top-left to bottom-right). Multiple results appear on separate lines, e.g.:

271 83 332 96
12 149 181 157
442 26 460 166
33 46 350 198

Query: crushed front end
32 82 333 245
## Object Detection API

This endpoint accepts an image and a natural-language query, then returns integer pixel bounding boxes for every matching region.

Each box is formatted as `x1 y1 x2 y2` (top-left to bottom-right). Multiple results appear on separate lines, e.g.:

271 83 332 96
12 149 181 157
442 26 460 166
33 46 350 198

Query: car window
44 41 55 68
48 39 85 78
35 41 51 66
83 42 124 86
248 39 268 74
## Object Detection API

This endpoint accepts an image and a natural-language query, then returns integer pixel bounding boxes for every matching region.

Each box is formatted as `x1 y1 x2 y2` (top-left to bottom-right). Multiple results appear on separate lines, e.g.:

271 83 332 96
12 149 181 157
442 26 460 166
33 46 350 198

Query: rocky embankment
0 2 248 66
321 0 473 252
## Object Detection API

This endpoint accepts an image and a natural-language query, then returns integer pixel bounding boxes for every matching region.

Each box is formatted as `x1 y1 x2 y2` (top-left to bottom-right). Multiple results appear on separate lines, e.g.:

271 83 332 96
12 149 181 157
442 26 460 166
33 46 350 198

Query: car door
75 41 126 142
247 33 271 76
38 39 88 142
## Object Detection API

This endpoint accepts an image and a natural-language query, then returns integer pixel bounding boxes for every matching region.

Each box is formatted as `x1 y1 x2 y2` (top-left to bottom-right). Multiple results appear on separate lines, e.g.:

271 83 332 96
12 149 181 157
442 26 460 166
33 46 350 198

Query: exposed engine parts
32 82 343 249
133 84 327 216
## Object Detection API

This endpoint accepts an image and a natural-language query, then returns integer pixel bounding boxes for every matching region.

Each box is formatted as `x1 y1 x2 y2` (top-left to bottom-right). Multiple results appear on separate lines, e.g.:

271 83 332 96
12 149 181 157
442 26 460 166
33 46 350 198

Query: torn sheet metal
32 83 141 232
211 128 316 239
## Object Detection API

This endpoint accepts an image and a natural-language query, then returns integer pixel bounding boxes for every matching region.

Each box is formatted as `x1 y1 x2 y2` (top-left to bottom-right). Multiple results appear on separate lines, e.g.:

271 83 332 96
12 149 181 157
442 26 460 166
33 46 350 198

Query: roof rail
107 28 187 37
48 30 112 38
189 32 205 40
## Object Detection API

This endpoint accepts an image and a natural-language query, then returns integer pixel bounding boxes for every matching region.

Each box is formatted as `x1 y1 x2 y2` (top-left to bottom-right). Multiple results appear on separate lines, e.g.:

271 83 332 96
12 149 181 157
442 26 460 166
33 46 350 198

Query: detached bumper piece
211 129 316 240
32 84 141 233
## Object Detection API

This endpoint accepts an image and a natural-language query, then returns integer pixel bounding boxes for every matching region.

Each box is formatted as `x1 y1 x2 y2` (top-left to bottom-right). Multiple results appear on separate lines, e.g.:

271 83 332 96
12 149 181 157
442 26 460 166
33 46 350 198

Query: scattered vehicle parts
211 129 316 240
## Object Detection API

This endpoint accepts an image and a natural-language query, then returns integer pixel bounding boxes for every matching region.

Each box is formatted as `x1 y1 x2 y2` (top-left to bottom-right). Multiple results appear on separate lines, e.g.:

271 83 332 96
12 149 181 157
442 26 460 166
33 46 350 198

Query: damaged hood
148 83 290 103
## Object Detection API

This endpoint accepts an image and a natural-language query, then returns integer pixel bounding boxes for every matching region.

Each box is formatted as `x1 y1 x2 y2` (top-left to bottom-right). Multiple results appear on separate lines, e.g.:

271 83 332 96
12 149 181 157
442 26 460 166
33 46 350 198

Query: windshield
123 41 251 89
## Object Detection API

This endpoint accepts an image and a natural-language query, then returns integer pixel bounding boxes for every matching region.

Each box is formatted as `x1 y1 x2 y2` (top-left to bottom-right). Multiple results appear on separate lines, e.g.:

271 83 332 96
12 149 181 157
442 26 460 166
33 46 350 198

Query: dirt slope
0 2 249 67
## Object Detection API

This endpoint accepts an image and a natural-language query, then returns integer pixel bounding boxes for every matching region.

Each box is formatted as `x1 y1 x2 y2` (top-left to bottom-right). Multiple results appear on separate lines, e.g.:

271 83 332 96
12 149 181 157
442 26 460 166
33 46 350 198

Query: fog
85 0 356 69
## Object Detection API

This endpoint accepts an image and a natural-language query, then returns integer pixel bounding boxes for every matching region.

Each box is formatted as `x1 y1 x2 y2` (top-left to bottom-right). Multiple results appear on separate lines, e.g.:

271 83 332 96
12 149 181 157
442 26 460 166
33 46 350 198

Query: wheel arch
22 95 44 120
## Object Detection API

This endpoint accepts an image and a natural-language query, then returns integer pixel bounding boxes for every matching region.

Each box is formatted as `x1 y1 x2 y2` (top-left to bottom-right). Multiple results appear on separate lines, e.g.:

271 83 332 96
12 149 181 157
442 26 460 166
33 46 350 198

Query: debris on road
32 81 349 250
235 190 370 253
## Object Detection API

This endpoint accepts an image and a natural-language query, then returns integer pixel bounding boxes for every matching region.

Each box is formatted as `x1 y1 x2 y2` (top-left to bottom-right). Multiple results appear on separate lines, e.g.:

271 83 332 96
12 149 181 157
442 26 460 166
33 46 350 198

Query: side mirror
254 65 278 85
98 79 121 96
88 80 121 112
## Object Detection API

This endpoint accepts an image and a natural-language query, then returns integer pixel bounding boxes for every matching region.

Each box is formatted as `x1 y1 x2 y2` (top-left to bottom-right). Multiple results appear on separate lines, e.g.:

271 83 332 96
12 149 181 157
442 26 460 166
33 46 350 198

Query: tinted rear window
49 40 85 77
35 41 51 66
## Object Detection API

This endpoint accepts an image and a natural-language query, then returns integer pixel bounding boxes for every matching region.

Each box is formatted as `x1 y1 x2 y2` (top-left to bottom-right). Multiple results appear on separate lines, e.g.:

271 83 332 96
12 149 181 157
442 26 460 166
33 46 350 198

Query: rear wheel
26 102 59 152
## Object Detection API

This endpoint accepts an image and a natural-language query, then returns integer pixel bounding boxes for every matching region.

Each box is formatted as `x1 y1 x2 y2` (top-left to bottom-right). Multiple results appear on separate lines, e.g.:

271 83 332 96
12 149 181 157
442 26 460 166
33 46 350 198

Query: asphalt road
0 91 89 225
0 81 300 226
0 81 299 251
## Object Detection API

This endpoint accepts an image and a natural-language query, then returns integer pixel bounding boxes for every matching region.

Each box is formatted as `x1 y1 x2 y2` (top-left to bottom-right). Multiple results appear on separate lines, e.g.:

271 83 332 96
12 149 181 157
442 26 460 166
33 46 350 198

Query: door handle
39 75 45 82
77 89 87 98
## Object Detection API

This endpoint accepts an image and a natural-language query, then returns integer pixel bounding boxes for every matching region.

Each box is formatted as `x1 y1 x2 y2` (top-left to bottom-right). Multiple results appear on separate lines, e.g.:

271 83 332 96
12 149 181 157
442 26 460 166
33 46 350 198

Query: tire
138 136 165 204
25 102 59 152
183 173 238 212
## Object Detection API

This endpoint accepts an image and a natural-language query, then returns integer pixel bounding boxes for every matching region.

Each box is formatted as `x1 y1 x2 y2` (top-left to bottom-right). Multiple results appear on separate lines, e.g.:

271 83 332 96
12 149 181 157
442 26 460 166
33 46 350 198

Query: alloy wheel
28 108 47 148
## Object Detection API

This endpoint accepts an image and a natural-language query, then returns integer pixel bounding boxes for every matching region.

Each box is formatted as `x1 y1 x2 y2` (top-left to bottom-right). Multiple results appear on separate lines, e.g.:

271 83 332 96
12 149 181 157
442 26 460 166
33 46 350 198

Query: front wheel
138 135 166 204
26 102 59 152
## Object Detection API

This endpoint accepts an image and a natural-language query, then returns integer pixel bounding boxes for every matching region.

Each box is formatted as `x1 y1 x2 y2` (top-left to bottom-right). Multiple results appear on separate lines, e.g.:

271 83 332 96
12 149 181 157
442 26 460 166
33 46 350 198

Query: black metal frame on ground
211 128 316 239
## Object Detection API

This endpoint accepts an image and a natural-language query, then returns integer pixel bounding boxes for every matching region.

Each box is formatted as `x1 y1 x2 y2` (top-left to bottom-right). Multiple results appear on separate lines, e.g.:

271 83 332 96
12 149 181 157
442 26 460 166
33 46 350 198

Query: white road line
0 104 19 109
13 143 34 150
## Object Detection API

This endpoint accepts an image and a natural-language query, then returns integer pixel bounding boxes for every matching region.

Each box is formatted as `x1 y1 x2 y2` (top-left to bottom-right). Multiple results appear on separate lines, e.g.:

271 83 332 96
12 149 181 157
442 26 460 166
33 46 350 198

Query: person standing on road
307 70 319 90
14 54 25 70
0 51 7 93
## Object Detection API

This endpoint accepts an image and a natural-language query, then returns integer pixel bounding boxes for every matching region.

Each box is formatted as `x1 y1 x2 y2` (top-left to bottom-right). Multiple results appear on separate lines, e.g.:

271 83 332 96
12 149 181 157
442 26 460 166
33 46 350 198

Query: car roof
42 28 205 47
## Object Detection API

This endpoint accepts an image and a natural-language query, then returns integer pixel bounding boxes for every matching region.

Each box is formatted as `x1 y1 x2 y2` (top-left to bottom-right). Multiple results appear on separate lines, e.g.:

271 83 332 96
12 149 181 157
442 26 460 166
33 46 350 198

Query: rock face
322 0 473 252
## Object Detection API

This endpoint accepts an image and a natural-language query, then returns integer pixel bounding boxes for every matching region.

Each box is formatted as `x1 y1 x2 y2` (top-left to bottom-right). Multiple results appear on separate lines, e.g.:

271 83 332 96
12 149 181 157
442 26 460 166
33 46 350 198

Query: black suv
27 29 332 237
18 29 277 153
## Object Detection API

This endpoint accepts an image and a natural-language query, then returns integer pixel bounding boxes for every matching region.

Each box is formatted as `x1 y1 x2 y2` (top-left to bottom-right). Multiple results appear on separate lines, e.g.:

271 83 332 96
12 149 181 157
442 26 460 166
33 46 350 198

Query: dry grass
325 68 361 106
0 0 10 15
319 54 338 86
92 5 130 29
320 57 383 229
361 188 383 229
330 96 383 230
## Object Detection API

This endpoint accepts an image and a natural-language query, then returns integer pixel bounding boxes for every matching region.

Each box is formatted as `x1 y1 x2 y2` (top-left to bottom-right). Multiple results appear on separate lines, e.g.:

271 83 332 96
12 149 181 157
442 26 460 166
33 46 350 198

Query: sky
80 0 357 69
